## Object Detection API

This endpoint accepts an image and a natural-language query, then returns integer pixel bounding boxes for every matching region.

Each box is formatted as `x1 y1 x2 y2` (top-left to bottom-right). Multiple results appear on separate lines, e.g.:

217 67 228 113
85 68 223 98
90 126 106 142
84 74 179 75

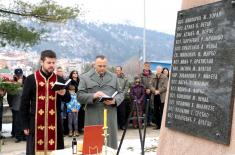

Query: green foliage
0 21 40 47
0 0 80 47
0 79 21 95
16 0 80 22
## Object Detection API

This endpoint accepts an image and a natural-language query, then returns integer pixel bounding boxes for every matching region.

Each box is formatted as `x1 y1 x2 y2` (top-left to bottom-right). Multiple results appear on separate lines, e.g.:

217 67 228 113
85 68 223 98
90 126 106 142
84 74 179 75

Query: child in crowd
66 84 81 137
129 76 145 129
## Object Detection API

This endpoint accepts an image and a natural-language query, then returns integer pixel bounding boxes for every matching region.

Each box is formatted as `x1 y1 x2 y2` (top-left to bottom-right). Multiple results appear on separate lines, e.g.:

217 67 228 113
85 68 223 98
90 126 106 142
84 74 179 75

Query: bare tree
123 56 143 82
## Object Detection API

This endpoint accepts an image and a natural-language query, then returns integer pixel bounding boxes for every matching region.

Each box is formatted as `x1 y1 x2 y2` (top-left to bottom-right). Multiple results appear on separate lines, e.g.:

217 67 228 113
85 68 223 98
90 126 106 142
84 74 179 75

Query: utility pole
139 48 142 75
143 0 146 63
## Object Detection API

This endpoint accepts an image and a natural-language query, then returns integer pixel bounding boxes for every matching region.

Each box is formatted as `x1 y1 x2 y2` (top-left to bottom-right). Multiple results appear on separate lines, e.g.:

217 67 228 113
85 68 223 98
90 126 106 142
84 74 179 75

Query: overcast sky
1 0 182 34
58 0 182 35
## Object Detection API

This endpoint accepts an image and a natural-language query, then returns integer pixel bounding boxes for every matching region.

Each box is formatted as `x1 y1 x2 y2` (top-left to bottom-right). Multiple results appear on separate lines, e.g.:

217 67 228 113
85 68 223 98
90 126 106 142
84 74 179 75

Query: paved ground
1 126 160 154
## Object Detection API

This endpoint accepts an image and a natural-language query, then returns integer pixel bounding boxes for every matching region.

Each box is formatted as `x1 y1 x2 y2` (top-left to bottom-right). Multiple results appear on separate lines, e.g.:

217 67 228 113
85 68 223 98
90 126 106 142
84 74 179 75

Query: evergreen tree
0 0 80 47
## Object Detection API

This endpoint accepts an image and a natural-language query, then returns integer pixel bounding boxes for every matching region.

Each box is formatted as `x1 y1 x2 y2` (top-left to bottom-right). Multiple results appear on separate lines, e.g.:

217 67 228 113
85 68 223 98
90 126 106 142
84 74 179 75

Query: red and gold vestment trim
35 70 57 154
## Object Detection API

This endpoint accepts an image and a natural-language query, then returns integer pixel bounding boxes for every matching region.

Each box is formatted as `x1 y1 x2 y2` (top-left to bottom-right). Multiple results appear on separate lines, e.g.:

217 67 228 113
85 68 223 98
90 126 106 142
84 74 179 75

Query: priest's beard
41 66 54 75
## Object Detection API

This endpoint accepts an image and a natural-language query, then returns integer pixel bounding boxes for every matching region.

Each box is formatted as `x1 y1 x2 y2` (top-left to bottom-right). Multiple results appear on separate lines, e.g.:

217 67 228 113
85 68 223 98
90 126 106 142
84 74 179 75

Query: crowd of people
0 50 170 154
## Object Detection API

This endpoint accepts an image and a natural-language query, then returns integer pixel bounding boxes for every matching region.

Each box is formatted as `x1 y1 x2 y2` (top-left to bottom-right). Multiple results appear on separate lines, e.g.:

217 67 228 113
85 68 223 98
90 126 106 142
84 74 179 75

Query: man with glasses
77 55 124 149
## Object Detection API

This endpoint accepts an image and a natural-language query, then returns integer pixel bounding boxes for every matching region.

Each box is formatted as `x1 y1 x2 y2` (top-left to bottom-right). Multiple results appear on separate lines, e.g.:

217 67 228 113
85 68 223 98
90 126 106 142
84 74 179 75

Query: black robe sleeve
20 74 35 130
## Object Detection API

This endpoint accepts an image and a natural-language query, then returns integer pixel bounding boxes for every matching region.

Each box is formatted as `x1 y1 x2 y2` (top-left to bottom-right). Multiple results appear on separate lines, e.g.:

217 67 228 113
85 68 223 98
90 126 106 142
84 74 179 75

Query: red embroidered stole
35 70 57 154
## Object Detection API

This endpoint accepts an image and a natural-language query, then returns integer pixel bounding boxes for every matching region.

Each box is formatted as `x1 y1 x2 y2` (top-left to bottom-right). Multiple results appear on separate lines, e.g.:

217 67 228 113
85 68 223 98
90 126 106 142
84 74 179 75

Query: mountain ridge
3 20 175 65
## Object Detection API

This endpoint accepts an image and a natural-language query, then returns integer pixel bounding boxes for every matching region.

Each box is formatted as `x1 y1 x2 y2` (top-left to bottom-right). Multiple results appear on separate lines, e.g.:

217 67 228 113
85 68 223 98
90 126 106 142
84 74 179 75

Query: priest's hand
104 98 115 105
57 89 66 96
24 128 29 135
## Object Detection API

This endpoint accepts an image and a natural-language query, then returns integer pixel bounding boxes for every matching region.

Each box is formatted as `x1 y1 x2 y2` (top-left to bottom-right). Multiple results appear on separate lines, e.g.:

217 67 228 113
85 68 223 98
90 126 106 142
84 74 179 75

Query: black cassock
20 70 71 155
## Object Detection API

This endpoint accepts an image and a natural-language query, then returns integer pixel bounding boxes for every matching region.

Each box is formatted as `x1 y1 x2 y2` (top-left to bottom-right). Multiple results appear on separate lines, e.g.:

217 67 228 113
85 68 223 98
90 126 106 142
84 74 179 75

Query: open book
98 91 118 102
51 79 71 91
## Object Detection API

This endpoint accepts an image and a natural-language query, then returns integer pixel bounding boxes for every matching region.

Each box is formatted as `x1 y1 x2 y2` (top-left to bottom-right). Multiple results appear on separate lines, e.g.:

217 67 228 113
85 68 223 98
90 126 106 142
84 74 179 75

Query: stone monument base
157 98 235 155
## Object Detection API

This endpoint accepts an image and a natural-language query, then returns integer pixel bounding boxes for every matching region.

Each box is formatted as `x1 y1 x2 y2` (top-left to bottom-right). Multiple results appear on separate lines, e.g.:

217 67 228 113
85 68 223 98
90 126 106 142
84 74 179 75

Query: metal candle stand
102 126 109 155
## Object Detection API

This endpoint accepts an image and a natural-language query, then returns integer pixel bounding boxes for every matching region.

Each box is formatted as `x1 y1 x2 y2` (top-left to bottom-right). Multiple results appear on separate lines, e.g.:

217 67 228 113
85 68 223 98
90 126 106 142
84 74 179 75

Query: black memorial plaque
166 0 235 145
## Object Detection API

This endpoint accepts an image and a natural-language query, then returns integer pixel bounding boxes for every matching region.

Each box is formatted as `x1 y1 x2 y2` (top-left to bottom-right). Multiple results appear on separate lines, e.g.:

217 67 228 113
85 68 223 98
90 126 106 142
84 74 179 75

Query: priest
20 50 71 155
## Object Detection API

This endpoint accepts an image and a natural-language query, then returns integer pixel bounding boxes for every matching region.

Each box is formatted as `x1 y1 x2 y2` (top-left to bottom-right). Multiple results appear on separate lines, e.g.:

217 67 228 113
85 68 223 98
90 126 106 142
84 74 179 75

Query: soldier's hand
93 91 106 99
104 98 115 105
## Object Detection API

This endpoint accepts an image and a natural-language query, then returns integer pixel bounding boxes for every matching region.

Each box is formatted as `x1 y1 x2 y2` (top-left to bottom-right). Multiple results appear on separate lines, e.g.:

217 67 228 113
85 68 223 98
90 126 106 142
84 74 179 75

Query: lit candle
104 109 107 128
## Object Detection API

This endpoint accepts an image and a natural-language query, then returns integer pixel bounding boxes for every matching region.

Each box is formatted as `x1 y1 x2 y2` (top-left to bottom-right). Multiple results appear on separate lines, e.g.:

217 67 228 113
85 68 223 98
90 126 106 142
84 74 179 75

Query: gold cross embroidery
39 82 45 87
38 125 44 130
49 139 55 145
48 125 55 130
39 95 46 101
49 109 55 115
38 109 44 115
49 95 55 101
37 139 44 145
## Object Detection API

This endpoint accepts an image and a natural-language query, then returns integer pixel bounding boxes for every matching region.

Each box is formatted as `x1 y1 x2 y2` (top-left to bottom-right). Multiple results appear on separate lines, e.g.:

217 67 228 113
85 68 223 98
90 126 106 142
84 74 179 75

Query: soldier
77 55 124 149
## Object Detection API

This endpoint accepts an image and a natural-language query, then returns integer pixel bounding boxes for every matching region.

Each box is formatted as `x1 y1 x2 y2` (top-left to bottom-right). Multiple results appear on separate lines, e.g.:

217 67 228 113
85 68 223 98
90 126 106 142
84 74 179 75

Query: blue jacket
66 92 81 113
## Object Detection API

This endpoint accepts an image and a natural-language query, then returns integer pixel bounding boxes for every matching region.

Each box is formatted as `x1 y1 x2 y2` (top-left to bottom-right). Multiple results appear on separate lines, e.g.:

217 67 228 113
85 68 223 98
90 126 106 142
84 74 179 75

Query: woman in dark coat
129 76 145 128
69 70 80 92
69 70 84 133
